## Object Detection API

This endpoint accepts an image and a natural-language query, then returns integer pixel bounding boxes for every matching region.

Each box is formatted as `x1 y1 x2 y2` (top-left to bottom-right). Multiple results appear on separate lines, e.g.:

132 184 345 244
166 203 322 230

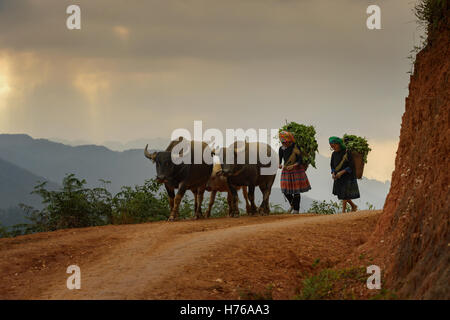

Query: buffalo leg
170 184 187 221
227 182 239 217
258 185 271 215
192 189 198 217
248 185 257 215
205 190 216 218
227 192 233 216
196 187 205 219
165 184 175 212
241 186 251 214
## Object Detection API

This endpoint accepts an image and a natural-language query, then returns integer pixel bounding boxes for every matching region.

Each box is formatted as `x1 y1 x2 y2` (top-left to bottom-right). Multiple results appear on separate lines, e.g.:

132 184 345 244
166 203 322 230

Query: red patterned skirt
280 164 311 194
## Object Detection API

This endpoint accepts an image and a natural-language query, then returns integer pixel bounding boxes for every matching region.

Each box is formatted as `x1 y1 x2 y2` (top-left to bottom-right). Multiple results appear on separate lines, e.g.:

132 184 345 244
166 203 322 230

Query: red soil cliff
369 11 449 299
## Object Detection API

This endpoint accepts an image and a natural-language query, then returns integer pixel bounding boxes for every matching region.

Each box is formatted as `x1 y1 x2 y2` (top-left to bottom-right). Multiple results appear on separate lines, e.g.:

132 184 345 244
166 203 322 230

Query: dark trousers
285 193 301 211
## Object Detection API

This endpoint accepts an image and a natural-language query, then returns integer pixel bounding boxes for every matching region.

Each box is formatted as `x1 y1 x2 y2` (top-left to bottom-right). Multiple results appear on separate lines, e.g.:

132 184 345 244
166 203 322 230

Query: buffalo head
145 145 177 183
218 141 247 177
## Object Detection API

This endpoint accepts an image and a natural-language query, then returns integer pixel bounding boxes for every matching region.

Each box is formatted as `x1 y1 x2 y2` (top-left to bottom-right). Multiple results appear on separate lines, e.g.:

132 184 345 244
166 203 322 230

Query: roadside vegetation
293 266 396 300
0 173 231 238
307 200 375 214
235 259 396 300
0 173 376 238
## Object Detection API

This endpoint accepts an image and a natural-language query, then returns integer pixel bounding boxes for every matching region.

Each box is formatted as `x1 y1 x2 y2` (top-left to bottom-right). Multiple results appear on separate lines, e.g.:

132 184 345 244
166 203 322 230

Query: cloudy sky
0 0 423 182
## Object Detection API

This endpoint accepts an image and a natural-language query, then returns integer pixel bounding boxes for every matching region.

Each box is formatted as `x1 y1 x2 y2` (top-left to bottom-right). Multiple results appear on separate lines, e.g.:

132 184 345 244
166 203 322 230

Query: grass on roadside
294 266 397 300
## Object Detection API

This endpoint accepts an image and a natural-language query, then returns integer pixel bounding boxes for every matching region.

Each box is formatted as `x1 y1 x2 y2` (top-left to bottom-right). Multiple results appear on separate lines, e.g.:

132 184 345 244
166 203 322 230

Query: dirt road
0 211 381 299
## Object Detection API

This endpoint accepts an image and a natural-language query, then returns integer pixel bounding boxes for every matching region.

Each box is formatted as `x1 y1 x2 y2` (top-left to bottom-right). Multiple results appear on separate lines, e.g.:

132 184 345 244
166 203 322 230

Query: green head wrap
329 136 346 150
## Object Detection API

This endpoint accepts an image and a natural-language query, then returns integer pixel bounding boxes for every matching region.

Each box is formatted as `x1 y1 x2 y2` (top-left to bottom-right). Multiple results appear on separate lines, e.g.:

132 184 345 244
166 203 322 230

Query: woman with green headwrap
329 136 360 212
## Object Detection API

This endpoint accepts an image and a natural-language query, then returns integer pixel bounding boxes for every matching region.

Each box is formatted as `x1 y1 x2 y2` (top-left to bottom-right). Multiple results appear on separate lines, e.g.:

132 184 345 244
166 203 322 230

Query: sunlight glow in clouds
0 58 11 130
0 61 11 103
73 72 110 105
0 73 11 97
113 25 130 40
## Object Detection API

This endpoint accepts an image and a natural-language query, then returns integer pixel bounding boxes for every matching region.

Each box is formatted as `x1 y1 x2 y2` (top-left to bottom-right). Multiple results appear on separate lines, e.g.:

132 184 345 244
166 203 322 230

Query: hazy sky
0 0 424 182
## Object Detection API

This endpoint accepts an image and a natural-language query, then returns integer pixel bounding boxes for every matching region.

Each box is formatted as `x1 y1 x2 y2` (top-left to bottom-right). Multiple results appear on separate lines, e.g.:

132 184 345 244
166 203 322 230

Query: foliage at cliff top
415 0 448 32
415 0 448 49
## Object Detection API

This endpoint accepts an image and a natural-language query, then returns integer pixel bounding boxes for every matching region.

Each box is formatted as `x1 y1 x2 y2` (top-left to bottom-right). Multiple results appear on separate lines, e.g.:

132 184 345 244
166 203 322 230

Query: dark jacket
279 144 302 166
330 149 356 180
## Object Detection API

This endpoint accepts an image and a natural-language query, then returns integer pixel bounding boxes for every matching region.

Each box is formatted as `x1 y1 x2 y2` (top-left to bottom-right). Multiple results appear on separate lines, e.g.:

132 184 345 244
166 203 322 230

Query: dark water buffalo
144 137 213 221
218 141 277 217
205 163 250 217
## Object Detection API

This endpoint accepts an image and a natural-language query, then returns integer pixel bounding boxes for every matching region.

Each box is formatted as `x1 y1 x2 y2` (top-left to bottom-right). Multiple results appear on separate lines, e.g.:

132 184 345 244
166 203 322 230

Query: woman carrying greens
329 136 360 212
279 131 311 213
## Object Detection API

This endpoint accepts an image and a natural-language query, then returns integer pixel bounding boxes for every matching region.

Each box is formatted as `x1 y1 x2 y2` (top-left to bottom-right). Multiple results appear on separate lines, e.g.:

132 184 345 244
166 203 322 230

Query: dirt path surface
0 211 381 299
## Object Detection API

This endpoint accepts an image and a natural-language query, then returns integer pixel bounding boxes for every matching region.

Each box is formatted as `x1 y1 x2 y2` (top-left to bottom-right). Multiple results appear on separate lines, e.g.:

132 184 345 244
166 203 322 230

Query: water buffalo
144 137 213 221
218 141 277 217
205 163 250 217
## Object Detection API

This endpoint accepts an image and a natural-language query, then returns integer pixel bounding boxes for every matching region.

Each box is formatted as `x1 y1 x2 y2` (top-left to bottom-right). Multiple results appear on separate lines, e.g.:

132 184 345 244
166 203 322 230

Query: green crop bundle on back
279 122 319 168
343 134 371 163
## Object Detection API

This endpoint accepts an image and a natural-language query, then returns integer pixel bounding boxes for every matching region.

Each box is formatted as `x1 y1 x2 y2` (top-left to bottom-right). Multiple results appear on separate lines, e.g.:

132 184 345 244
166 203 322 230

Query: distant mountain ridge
0 157 59 209
50 137 171 152
0 134 158 196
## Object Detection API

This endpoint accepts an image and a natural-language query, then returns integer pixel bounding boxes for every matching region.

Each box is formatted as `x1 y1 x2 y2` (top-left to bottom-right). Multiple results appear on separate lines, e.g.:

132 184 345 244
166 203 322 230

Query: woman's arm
330 152 336 179
335 169 347 179
295 146 303 166
330 152 335 173
279 147 283 167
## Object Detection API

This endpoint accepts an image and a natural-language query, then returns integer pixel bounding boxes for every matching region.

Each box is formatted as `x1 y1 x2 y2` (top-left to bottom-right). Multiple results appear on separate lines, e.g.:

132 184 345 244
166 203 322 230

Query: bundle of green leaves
343 134 371 163
279 122 319 168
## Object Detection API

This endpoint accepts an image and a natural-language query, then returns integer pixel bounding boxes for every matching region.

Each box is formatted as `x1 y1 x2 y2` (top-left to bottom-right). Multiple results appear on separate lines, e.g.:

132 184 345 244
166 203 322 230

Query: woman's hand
332 172 336 180
279 164 283 169
285 165 295 171
335 170 346 179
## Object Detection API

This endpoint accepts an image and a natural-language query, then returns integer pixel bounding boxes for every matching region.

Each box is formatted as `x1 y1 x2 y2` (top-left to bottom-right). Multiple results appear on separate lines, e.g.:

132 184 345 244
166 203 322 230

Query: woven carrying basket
351 151 364 179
